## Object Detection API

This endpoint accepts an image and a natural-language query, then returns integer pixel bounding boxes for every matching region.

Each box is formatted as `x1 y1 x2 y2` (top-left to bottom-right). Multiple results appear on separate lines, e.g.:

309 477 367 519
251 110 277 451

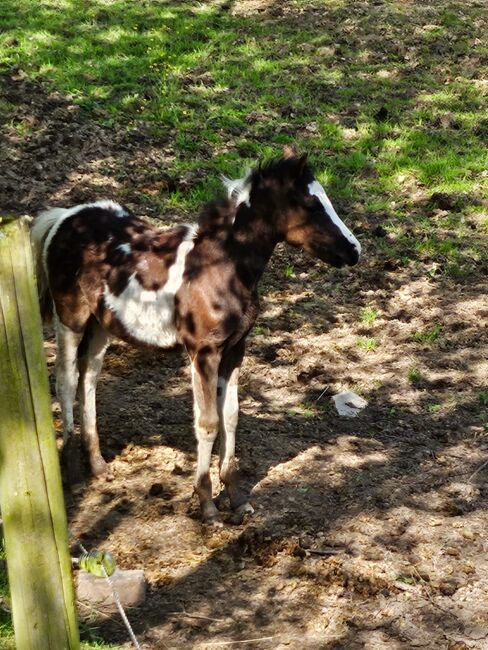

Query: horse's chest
100 229 196 348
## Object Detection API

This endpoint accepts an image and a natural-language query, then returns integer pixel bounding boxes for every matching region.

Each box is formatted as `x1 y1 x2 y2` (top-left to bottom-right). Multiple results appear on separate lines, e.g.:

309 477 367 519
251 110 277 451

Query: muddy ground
2 9 488 650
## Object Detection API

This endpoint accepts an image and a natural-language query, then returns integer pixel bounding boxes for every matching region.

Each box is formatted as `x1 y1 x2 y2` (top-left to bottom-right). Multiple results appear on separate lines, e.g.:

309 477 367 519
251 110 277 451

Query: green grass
0 536 119 649
288 400 331 418
360 306 378 325
284 264 296 279
0 0 486 239
408 366 422 384
0 540 14 648
356 336 379 352
413 324 443 344
0 1 487 640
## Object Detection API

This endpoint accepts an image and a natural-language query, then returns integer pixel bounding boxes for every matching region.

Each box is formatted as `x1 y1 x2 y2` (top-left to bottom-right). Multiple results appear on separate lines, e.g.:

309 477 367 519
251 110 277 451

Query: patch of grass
413 324 443 344
396 574 418 586
0 0 486 232
408 366 423 384
284 264 296 279
287 402 317 418
479 391 488 406
0 538 14 647
356 337 378 352
252 324 270 337
360 306 378 325
427 403 442 414
0 536 117 650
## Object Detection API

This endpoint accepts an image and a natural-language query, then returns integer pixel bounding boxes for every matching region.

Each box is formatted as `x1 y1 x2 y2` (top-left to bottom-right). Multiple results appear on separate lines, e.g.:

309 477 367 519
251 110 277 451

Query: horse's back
42 201 195 345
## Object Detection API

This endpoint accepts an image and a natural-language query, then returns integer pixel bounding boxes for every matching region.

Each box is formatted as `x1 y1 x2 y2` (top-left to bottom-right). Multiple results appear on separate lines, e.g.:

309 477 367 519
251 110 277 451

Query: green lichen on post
0 217 80 650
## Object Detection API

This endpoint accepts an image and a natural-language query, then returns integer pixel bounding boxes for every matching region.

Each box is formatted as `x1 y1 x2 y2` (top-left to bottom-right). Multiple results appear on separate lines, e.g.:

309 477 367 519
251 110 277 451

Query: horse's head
239 150 361 268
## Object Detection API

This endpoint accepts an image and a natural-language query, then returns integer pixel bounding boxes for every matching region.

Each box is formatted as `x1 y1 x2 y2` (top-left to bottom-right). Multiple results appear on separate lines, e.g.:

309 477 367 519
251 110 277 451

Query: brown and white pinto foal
32 153 361 525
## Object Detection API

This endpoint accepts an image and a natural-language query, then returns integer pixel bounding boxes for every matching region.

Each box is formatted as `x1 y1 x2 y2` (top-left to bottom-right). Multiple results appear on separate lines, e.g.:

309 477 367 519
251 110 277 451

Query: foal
32 153 361 525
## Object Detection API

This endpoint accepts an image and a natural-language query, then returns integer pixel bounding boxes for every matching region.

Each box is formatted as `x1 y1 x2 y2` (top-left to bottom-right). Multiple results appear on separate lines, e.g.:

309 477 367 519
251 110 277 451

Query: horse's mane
252 156 314 186
198 198 238 232
197 155 315 231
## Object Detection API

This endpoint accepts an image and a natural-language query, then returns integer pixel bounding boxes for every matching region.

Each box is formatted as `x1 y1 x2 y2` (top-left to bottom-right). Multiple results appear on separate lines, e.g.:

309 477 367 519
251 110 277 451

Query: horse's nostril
349 248 360 265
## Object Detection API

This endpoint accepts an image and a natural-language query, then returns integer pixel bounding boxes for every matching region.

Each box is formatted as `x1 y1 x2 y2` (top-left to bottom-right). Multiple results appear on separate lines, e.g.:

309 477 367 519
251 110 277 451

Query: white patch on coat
103 225 197 347
222 169 252 208
35 200 129 272
117 243 131 255
308 180 361 255
86 200 128 217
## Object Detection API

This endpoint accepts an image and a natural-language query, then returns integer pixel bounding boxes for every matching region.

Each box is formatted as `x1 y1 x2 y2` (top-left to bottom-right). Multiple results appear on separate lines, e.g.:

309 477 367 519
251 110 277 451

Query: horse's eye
306 195 323 212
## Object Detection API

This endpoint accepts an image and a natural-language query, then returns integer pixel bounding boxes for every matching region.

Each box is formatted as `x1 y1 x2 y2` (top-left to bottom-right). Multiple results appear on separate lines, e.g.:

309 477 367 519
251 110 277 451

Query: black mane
198 155 315 231
252 155 315 187
198 198 237 232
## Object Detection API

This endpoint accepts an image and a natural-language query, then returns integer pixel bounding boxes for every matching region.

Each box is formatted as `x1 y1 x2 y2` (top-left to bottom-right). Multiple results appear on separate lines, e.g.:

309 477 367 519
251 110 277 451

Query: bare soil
2 12 488 650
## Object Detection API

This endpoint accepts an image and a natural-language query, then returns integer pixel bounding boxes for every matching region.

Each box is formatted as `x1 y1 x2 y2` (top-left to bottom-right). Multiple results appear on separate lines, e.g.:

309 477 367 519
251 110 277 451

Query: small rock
445 546 460 557
439 579 458 596
77 569 146 613
332 391 368 417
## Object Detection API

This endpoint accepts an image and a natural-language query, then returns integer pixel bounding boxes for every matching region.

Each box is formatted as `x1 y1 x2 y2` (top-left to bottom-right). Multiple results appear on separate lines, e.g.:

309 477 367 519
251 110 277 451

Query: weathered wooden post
0 216 80 650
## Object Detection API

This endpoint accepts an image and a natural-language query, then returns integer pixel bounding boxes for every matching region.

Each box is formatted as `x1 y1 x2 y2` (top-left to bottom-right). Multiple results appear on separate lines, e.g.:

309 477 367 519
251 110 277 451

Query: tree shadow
70 383 488 648
2 0 485 647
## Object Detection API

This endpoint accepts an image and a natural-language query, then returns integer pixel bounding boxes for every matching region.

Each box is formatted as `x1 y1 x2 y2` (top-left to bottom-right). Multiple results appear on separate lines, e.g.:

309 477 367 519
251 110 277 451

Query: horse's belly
103 276 179 348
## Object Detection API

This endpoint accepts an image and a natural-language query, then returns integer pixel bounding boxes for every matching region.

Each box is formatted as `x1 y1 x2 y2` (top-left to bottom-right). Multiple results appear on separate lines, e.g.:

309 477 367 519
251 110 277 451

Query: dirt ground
2 11 488 650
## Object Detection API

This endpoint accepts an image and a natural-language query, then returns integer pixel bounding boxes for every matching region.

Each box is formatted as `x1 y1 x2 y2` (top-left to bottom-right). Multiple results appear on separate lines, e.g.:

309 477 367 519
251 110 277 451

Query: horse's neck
230 208 280 287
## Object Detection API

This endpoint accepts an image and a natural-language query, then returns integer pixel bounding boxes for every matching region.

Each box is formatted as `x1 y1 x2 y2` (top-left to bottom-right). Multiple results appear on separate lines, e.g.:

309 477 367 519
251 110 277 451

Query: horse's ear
292 153 308 182
283 144 296 159
297 152 308 171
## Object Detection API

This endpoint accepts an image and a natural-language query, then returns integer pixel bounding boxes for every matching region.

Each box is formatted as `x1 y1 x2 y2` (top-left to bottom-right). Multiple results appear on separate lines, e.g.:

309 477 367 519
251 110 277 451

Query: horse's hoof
203 514 224 528
214 490 229 511
91 457 109 477
229 502 254 525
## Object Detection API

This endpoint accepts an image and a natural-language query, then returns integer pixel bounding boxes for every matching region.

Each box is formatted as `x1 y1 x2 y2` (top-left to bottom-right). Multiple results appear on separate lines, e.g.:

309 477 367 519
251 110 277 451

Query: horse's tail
31 207 67 323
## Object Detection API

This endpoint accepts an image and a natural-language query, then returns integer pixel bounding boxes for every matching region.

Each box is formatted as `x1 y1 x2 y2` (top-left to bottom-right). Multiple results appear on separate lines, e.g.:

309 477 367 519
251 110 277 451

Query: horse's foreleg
55 317 84 442
78 321 110 477
191 350 222 525
218 341 254 523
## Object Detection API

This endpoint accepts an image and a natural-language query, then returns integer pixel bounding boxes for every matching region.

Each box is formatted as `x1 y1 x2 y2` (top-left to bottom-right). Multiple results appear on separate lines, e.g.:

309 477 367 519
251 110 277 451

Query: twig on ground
308 547 345 556
468 459 488 482
203 636 277 647
167 607 228 623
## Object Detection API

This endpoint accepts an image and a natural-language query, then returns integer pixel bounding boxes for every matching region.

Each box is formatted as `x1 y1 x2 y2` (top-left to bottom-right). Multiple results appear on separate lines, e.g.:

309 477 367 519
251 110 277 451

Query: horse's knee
195 415 219 442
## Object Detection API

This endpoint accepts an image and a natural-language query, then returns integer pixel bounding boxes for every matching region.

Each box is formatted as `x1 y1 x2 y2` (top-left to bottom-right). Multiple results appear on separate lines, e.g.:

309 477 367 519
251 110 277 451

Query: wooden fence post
0 216 80 650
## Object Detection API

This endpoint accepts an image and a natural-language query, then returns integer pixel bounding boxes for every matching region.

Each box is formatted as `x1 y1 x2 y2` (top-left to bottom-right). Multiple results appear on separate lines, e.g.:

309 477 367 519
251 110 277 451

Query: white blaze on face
308 180 361 256
103 225 197 347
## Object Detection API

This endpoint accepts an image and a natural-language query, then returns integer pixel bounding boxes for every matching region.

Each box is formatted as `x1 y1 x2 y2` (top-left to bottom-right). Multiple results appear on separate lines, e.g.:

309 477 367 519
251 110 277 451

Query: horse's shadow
70 382 487 648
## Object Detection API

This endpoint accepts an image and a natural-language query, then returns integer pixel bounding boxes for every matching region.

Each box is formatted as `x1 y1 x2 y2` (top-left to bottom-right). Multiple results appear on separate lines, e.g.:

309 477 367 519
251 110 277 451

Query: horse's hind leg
218 341 254 524
55 316 85 443
78 320 110 477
